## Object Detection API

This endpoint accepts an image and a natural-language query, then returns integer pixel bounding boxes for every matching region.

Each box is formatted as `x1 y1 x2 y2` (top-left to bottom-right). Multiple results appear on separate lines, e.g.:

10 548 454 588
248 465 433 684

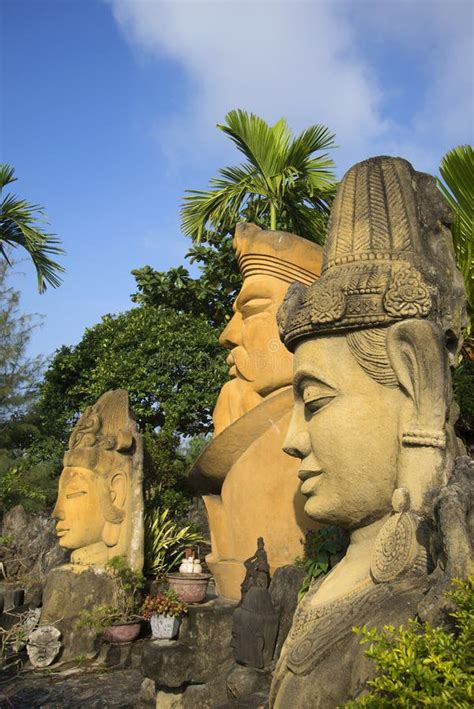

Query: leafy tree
0 165 64 293
0 261 59 512
181 109 337 245
438 145 473 338
0 261 44 420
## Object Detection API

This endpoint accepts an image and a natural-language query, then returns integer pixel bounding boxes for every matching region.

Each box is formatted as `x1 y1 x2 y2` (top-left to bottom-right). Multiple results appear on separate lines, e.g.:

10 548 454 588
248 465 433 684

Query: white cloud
107 0 473 176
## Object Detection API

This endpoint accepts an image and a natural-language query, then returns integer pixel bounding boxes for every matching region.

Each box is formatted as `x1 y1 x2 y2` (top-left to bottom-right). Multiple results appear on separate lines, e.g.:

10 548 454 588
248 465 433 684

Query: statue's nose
219 312 242 349
52 497 65 521
283 430 311 459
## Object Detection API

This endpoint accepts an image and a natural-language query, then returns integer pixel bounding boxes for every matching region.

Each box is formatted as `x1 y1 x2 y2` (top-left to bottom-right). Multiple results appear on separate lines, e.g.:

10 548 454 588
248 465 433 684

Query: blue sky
1 0 473 359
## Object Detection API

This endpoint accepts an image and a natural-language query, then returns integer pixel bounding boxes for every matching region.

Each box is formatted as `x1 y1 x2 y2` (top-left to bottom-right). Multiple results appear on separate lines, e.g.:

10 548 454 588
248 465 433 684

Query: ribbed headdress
234 223 323 286
278 156 466 350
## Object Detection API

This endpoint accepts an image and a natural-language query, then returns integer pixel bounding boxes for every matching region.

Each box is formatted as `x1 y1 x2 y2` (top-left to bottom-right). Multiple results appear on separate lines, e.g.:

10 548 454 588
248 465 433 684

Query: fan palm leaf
0 164 65 292
181 110 337 244
438 145 474 335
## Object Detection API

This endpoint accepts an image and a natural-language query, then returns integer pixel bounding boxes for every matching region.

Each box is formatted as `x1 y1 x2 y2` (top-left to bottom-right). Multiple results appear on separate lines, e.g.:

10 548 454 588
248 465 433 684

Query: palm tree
438 145 473 337
0 164 65 292
181 110 337 245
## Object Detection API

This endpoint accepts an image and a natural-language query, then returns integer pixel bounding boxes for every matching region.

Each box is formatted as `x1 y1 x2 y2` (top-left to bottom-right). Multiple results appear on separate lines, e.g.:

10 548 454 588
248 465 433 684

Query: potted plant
141 589 188 640
77 556 144 643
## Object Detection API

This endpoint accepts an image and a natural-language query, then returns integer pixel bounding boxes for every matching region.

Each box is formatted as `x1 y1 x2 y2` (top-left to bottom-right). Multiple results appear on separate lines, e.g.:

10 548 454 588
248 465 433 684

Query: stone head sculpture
191 225 322 600
213 223 322 434
270 156 469 707
278 156 466 533
52 390 144 570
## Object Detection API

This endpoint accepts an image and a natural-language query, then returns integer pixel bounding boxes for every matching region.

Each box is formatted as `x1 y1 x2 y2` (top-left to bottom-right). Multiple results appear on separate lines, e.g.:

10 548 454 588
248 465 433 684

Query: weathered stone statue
232 537 279 669
52 389 144 570
270 156 471 707
190 224 322 599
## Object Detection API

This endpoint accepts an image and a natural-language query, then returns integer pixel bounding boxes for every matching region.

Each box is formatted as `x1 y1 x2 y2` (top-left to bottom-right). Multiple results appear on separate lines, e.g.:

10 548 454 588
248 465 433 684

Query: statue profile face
219 275 293 396
52 467 107 550
284 335 406 529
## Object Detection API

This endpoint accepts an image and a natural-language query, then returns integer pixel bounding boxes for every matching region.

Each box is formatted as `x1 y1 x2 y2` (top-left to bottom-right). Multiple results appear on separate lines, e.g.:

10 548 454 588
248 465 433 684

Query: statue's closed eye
66 490 87 499
239 298 272 318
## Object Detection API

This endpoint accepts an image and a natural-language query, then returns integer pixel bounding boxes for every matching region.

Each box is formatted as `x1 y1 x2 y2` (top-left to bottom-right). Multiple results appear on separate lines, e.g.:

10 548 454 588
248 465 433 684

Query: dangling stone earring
371 488 425 583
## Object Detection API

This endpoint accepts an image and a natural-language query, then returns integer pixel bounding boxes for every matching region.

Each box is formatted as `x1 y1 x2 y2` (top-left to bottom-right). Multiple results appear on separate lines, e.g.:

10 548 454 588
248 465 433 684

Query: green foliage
0 164 64 292
141 589 188 619
438 145 473 336
37 306 226 440
0 261 44 419
144 507 203 578
295 527 348 602
181 109 337 244
77 556 145 630
132 232 241 329
345 577 474 707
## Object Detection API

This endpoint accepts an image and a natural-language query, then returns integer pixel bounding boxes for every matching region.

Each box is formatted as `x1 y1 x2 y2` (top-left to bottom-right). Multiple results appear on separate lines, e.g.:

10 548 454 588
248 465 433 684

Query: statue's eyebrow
293 372 336 393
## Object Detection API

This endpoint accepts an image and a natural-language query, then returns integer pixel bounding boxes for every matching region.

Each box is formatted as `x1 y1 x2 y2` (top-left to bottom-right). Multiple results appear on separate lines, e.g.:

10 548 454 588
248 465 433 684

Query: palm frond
438 145 474 325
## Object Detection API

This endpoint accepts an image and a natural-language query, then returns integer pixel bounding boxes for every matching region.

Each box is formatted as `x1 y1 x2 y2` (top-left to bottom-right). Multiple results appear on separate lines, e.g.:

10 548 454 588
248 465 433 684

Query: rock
143 597 236 687
226 664 273 700
155 688 184 708
27 625 62 667
140 678 156 703
40 564 116 661
269 565 305 658
1 504 69 581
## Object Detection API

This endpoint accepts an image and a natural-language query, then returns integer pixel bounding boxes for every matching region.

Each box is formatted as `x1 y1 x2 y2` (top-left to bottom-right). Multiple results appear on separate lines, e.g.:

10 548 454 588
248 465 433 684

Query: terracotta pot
150 613 180 640
102 620 142 644
166 572 212 603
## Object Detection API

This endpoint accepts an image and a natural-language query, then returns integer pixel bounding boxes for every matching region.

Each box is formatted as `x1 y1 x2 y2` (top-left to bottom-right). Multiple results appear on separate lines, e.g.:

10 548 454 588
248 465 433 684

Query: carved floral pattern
309 283 345 324
384 267 431 318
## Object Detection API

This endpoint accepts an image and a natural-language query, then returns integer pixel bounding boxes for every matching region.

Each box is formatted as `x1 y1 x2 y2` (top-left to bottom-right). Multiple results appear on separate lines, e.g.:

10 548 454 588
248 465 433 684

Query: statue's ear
387 319 448 440
102 472 127 548
386 319 449 509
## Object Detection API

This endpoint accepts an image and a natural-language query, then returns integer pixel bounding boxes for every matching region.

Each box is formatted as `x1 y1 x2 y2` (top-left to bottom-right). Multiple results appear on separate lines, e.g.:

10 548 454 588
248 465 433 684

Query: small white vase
150 613 180 640
192 559 202 574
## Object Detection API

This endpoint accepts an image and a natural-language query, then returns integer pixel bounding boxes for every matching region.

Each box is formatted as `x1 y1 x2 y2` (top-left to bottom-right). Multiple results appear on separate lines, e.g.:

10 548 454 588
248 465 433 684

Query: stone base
142 596 237 688
40 564 117 662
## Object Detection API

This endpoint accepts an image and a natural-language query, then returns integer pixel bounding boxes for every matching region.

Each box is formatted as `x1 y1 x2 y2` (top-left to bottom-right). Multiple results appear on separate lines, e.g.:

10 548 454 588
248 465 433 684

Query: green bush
295 526 348 602
345 577 474 707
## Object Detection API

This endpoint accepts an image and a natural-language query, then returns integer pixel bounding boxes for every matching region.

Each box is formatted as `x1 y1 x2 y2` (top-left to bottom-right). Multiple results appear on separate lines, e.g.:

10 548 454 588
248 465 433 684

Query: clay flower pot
102 621 142 644
166 573 212 603
150 613 180 640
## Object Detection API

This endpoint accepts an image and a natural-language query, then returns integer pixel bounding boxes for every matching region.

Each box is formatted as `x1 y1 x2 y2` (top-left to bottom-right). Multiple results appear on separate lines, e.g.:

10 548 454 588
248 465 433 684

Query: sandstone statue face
284 335 406 529
53 466 106 550
219 275 293 396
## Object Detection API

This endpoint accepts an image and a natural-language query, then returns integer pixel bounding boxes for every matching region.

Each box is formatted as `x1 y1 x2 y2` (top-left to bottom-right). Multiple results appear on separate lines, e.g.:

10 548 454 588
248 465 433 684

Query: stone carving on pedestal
52 389 144 570
232 537 279 669
190 223 322 599
270 156 471 708
41 390 144 661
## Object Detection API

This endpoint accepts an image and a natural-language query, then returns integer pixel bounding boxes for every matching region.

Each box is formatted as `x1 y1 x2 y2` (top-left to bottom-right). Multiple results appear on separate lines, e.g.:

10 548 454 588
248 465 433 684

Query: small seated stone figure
240 536 271 601
233 538 278 669
52 389 144 570
270 156 471 707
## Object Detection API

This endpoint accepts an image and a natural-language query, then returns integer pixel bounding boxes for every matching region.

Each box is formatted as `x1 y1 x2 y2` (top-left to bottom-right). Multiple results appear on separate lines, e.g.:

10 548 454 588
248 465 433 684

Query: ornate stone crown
63 390 137 474
278 156 466 350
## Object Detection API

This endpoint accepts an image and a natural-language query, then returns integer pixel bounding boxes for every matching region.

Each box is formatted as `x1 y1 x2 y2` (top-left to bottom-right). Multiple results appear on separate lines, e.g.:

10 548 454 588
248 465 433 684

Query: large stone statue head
213 223 322 434
278 156 466 532
270 157 470 708
52 390 144 570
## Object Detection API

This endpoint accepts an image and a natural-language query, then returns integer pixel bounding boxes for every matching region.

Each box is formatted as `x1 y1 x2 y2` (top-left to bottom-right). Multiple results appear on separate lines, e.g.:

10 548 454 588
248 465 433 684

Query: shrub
345 577 474 707
144 507 203 578
141 589 188 620
295 527 348 602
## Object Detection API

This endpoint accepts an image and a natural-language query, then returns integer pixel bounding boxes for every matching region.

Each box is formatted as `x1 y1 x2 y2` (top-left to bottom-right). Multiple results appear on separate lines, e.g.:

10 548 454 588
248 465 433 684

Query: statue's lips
56 527 69 537
299 469 323 495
